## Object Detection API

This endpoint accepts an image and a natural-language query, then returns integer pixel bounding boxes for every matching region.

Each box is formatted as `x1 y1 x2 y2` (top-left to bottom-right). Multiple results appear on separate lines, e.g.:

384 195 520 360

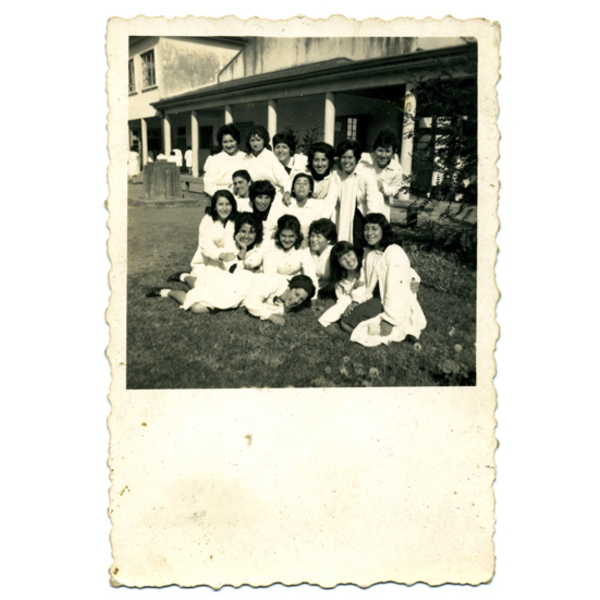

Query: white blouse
243 149 289 193
202 150 247 197
262 245 319 291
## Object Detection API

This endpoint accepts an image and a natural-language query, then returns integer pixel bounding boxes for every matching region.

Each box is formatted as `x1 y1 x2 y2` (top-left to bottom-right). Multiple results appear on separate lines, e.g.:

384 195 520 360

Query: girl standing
202 124 247 197
335 139 385 246
243 125 288 195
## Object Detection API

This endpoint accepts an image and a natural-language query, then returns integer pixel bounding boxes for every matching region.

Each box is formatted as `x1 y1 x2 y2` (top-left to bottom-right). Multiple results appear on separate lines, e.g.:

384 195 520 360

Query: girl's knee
339 320 354 333
190 302 209 314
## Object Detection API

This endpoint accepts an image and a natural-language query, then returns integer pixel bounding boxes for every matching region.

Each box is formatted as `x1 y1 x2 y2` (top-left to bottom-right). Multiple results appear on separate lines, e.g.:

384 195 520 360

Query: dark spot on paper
119 486 130 496
245 434 252 448
114 568 119 575
141 422 147 427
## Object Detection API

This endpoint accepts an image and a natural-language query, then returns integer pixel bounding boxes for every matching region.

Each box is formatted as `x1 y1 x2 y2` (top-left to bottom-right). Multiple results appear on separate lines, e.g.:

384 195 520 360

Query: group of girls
147 123 426 346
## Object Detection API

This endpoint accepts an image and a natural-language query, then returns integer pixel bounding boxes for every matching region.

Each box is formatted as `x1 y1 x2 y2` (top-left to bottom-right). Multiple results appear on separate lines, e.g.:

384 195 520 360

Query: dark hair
330 241 363 283
363 213 397 250
234 212 263 249
291 172 314 198
287 274 316 311
336 139 362 162
274 214 303 250
216 124 241 146
207 189 237 223
272 132 296 155
245 125 271 154
249 180 276 220
209 145 222 156
307 142 335 179
308 218 337 244
373 130 400 153
232 169 251 183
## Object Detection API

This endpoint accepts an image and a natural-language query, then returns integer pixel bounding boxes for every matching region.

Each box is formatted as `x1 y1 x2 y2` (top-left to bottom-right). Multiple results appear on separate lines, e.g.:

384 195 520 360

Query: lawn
126 202 476 388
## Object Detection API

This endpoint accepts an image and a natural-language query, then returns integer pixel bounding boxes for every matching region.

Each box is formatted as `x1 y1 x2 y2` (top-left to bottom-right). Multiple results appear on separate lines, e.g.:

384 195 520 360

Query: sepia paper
107 15 500 588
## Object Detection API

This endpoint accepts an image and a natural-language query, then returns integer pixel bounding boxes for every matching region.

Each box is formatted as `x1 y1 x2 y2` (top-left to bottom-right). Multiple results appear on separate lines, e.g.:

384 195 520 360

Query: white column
191 110 199 178
324 92 336 146
224 105 233 124
162 114 172 156
267 99 277 140
398 84 416 202
141 118 148 167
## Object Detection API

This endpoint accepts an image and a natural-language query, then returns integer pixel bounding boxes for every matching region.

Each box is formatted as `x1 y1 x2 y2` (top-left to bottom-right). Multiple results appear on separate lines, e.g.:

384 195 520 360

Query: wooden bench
180 175 205 194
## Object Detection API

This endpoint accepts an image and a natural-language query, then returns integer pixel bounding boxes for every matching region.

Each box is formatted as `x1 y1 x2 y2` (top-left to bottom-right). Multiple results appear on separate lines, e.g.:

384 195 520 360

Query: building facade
132 36 477 198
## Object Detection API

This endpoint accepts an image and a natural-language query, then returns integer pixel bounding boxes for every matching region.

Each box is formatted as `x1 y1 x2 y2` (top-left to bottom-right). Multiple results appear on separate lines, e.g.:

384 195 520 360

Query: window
141 49 156 88
128 59 135 93
346 117 358 141
200 126 214 149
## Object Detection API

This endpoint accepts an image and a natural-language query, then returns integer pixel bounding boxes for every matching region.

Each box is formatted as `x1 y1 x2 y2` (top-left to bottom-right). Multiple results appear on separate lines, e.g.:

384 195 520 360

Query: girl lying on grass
338 213 426 347
146 270 314 325
169 189 238 289
262 214 319 292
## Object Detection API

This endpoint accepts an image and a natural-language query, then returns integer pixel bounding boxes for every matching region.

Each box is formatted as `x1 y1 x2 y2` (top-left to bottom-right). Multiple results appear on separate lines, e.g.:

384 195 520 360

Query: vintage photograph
125 33 479 389
108 16 499 588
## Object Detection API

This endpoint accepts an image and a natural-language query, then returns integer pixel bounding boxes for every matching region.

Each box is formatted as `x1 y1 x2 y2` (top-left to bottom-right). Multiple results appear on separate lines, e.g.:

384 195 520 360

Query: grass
126 203 476 388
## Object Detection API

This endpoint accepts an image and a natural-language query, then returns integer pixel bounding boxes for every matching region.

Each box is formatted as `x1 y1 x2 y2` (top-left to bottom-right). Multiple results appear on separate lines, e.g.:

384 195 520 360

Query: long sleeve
198 216 234 262
244 274 288 320
202 154 220 197
378 245 415 327
361 168 385 216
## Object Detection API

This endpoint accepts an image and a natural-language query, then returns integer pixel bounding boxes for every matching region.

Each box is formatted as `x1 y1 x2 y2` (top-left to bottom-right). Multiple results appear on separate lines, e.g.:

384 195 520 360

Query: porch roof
152 44 476 114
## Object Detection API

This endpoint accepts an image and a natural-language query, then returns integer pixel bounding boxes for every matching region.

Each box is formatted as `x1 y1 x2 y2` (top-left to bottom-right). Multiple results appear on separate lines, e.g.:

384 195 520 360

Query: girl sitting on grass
168 189 238 289
148 212 264 313
317 241 366 328
308 218 338 296
262 214 319 292
339 213 426 347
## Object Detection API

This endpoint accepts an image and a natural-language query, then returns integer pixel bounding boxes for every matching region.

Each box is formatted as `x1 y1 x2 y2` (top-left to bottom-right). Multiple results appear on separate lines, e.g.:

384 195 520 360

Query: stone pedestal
143 162 183 200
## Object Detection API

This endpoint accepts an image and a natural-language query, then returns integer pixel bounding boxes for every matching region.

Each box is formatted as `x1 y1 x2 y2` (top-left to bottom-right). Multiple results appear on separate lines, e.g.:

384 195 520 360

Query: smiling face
375 145 394 169
293 176 311 200
237 223 257 247
221 134 238 156
279 228 298 251
215 196 233 221
284 287 309 311
339 250 359 272
312 151 330 176
274 142 292 166
233 176 249 198
340 150 357 174
364 223 383 247
254 194 272 213
249 134 265 155
309 232 329 255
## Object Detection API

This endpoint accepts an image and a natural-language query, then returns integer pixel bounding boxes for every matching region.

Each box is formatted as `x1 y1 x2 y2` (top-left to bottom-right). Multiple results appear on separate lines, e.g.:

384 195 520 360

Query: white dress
335 166 386 243
202 150 247 197
189 215 237 278
268 196 337 245
262 246 319 291
243 274 290 320
243 149 289 193
282 154 309 192
360 152 403 209
318 273 366 327
350 245 427 347
310 245 333 291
